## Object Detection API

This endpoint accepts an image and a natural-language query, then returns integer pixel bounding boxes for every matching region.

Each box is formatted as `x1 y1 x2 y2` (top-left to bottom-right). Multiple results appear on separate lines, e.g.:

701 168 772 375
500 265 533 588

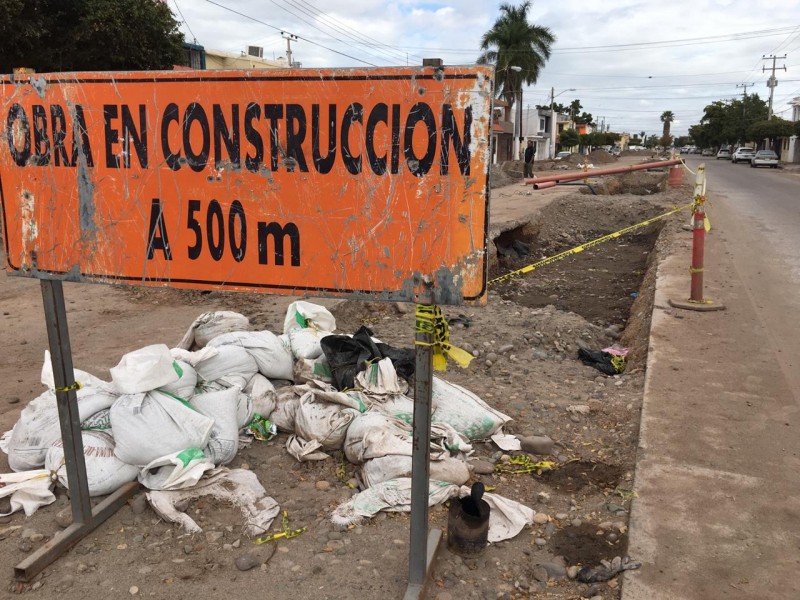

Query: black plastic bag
320 325 415 390
577 348 624 376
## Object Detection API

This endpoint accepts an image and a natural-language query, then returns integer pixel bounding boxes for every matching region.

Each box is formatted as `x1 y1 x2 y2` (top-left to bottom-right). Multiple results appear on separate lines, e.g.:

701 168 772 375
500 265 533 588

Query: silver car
750 150 779 169
731 148 756 164
716 148 731 160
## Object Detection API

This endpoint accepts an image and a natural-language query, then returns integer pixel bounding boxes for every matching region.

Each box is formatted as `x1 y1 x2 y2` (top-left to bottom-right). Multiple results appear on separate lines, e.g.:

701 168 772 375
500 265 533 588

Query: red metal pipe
524 158 682 187
690 206 705 302
532 181 557 189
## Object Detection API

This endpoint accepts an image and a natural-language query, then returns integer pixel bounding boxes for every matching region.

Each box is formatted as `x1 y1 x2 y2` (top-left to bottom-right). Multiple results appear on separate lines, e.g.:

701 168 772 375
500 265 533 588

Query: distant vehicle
611 147 621 156
701 149 714 157
554 151 572 160
731 148 756 164
750 150 779 168
716 148 731 160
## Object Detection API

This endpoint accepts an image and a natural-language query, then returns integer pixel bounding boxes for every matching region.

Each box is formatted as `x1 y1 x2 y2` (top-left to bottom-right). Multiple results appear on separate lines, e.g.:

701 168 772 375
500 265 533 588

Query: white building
782 96 800 164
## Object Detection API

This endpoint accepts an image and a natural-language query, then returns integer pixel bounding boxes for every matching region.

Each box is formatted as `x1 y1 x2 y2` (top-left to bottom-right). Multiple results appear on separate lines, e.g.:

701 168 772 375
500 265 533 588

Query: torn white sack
491 433 521 452
109 344 180 394
176 311 250 350
146 468 280 536
283 301 336 334
138 448 216 491
0 470 56 517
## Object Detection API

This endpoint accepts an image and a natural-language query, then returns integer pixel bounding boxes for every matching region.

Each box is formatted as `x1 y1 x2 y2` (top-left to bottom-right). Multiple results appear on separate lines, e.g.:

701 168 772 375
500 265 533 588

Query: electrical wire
173 0 198 44
203 0 379 67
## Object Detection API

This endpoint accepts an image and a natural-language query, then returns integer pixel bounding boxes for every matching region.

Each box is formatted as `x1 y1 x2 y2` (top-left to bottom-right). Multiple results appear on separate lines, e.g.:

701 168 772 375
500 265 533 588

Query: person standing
523 140 536 178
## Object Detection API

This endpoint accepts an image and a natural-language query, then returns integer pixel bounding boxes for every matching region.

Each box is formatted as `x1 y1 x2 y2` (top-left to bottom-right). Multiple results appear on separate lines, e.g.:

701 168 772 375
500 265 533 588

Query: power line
396 26 800 55
173 0 197 44
203 0 379 66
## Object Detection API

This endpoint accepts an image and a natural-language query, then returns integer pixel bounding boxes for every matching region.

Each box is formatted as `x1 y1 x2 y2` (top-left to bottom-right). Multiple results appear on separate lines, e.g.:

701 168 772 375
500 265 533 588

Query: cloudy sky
174 0 800 137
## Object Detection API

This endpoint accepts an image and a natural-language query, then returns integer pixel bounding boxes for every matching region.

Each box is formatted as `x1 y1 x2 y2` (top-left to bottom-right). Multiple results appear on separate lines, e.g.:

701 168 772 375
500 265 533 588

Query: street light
549 87 576 159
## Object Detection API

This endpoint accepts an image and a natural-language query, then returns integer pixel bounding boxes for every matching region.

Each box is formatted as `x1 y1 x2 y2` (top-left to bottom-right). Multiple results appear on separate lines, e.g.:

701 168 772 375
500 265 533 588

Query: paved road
623 157 800 599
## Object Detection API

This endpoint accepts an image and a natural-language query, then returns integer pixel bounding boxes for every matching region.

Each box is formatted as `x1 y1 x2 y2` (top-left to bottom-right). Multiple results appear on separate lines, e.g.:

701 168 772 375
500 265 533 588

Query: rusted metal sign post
1 65 493 591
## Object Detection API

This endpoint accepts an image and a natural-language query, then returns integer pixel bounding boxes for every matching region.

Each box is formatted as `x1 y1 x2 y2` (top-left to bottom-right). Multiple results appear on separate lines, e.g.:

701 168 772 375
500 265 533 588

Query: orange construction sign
0 66 493 305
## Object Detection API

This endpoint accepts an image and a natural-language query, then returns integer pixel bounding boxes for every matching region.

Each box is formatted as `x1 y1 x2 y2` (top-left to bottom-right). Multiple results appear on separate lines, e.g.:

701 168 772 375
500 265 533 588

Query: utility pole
762 55 786 120
282 32 298 67
549 87 555 159
736 83 754 144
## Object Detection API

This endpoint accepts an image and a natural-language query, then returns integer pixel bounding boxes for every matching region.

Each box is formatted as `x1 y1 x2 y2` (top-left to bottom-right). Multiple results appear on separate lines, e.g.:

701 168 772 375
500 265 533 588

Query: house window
539 118 545 132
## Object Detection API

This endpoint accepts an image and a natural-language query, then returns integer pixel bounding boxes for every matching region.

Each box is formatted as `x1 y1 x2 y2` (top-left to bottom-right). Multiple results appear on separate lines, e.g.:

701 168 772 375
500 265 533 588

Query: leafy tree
674 135 692 147
0 0 185 73
559 128 579 148
574 111 594 125
660 111 674 139
747 118 795 141
689 94 769 148
478 1 556 112
644 134 659 148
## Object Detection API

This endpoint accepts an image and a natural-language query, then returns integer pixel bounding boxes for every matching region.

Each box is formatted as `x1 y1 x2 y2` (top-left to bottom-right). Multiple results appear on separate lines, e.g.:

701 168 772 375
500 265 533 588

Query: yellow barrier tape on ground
415 304 474 370
489 203 693 287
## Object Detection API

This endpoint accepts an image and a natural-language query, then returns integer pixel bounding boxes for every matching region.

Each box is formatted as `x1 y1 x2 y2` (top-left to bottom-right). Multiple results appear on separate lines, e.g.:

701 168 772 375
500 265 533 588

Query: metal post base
668 298 726 312
403 528 443 600
14 481 139 582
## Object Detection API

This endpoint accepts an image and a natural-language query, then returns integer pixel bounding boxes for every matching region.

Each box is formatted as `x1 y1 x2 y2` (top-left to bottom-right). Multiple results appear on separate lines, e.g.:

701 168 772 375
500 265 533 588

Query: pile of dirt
590 171 668 196
490 163 516 188
586 149 617 164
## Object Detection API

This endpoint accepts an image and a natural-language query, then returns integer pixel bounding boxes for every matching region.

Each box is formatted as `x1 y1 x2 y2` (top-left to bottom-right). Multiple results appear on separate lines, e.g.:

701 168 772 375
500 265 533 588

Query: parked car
701 149 714 157
716 148 731 160
731 148 756 164
554 151 572 160
750 150 779 168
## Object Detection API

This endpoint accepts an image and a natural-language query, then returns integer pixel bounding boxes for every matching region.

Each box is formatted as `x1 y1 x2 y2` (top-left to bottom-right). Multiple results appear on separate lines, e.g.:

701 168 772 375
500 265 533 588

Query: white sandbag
207 331 294 380
110 391 214 467
331 478 458 527
45 430 139 496
138 448 216 491
294 356 334 385
190 387 240 465
110 344 179 394
146 468 279 535
372 394 415 425
81 408 112 432
431 377 512 440
294 392 360 451
361 455 471 488
159 360 197 399
8 384 119 472
331 477 534 542
288 328 330 360
194 344 258 389
285 435 329 462
344 412 471 465
176 311 250 350
356 358 408 395
283 301 336 334
270 390 301 433
296 380 369 412
41 350 108 391
244 374 277 418
0 469 56 517
196 381 254 429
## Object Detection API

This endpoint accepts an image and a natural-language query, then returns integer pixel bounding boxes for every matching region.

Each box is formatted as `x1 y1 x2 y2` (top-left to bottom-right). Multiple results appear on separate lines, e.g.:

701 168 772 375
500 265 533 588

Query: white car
731 148 756 164
554 151 572 160
750 150 779 168
716 148 731 160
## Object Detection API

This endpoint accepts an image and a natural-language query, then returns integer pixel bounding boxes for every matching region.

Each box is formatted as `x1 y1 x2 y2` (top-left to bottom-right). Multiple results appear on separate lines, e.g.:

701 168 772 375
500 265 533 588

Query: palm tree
477 2 556 112
660 111 675 139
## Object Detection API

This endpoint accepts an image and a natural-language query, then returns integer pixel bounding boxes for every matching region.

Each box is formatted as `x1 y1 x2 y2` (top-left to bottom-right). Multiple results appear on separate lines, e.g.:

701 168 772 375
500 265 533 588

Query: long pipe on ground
526 158 683 190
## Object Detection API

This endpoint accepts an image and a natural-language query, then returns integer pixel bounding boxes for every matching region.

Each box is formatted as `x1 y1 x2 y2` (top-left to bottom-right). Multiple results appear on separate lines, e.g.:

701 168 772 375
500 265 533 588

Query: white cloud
176 0 800 135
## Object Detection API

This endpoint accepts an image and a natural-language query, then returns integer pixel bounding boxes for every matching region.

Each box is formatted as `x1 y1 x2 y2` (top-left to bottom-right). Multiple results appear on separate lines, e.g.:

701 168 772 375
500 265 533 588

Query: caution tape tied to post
488 203 693 287
415 304 474 371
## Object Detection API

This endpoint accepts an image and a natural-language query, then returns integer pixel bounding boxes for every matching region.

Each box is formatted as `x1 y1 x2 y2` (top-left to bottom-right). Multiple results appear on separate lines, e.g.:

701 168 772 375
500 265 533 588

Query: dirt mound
490 163 515 188
590 171 667 196
586 149 617 164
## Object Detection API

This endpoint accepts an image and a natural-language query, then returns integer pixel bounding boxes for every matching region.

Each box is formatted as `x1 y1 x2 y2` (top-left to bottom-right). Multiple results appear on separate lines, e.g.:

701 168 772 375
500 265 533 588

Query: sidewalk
622 205 800 598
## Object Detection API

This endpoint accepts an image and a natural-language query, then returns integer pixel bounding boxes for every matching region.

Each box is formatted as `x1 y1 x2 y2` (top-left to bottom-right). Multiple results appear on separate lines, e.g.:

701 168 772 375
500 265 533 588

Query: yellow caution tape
415 304 474 370
54 381 82 393
495 455 556 475
489 203 693 287
254 510 307 544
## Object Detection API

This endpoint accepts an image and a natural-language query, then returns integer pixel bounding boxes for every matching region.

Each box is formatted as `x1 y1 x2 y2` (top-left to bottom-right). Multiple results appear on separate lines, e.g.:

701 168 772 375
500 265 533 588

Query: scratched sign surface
0 66 492 305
